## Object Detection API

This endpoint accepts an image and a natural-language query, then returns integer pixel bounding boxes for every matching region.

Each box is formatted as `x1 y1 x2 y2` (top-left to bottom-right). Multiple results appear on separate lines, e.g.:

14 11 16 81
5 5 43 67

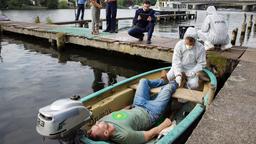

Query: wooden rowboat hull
80 66 217 144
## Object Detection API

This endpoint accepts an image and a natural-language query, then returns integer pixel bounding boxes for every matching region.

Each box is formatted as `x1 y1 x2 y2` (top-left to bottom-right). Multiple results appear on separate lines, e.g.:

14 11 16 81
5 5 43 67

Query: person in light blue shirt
76 0 87 20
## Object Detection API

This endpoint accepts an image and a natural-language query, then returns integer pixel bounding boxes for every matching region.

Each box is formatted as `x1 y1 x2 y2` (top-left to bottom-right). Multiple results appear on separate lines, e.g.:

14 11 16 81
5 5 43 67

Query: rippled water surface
0 9 255 144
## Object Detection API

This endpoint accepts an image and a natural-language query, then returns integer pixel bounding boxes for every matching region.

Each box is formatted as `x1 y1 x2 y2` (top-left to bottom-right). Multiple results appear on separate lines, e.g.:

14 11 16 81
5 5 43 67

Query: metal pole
231 28 238 46
74 0 77 20
248 14 253 32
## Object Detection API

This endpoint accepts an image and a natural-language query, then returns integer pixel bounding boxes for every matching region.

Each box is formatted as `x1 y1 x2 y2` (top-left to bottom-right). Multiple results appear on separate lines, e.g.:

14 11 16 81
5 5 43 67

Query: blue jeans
128 23 155 41
132 79 178 124
106 1 117 31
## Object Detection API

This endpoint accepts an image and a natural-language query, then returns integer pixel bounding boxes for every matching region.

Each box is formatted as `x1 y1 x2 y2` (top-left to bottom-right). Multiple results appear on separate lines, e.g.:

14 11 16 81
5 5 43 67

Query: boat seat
91 88 134 115
130 84 204 104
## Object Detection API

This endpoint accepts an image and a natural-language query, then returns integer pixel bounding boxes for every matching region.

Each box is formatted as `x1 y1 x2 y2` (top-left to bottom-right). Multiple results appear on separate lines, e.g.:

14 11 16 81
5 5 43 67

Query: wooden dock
0 20 178 62
0 20 246 64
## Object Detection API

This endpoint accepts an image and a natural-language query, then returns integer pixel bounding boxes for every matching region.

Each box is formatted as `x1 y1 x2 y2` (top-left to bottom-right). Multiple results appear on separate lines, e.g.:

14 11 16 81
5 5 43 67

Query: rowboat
36 66 217 144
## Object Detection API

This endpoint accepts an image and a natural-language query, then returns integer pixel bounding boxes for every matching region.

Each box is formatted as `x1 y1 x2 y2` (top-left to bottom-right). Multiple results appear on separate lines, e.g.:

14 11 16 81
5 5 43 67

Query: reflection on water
0 34 168 144
92 69 105 92
0 36 3 63
91 69 117 92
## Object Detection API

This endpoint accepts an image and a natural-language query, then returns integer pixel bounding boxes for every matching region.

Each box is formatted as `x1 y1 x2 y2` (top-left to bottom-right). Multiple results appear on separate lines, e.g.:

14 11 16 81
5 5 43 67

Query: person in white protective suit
167 27 206 89
198 6 231 51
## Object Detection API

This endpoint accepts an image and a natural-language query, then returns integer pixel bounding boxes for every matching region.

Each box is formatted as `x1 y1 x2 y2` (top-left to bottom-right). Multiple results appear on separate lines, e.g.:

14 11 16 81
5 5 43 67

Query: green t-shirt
101 107 151 144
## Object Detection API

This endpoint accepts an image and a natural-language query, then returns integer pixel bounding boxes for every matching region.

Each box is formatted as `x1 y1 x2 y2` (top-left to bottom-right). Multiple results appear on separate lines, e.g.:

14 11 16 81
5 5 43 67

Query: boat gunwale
80 67 217 144
156 68 217 143
80 67 171 103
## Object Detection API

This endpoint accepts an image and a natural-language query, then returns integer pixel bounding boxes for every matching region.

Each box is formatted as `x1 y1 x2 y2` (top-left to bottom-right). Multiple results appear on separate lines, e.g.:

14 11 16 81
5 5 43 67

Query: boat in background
153 1 186 12
0 15 9 21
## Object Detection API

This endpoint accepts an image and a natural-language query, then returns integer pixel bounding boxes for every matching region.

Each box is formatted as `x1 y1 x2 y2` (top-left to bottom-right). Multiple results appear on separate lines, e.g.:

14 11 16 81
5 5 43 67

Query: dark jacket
133 8 156 28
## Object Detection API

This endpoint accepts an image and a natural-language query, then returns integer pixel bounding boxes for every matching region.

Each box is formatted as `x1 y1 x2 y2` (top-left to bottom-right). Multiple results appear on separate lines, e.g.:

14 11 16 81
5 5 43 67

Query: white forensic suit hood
206 6 217 15
184 27 198 40
171 27 206 77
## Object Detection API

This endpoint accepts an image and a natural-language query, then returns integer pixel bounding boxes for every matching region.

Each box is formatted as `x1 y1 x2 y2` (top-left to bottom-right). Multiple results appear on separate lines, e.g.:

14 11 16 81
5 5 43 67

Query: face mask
185 45 193 49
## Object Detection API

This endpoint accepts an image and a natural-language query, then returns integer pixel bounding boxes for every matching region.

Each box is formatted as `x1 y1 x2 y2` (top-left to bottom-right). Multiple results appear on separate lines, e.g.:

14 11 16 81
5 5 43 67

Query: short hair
185 37 195 43
143 0 151 5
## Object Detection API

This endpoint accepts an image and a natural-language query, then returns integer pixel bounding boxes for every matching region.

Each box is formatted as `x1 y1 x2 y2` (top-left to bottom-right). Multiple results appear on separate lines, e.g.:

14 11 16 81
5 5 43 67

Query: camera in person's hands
139 13 150 21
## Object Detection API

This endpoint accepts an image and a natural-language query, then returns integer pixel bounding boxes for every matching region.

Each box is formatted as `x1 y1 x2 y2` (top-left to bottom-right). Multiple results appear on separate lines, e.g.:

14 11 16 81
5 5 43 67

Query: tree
47 0 58 9
0 0 8 9
59 0 68 9
7 0 23 8
117 0 128 8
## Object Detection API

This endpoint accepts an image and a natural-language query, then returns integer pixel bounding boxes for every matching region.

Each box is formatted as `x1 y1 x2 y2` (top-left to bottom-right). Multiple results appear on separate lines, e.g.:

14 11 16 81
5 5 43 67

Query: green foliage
59 0 68 9
47 0 58 9
7 0 23 9
120 0 157 8
69 0 76 5
34 16 40 23
1 0 34 9
0 0 8 9
117 0 128 8
0 0 157 9
46 16 53 24
149 0 157 5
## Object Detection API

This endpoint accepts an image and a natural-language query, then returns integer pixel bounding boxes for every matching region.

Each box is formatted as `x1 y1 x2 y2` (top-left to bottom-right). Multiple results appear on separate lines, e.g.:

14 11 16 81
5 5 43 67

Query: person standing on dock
198 6 231 51
104 0 117 33
90 0 103 35
128 0 156 44
76 0 87 20
167 27 206 89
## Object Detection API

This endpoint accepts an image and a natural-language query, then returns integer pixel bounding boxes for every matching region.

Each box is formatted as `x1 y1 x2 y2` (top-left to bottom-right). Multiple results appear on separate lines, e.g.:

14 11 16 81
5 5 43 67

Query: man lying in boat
167 27 206 89
87 74 178 143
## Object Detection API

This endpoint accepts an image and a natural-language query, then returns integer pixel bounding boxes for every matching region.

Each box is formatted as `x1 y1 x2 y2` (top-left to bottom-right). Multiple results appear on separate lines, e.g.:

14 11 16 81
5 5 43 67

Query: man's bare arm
143 118 172 141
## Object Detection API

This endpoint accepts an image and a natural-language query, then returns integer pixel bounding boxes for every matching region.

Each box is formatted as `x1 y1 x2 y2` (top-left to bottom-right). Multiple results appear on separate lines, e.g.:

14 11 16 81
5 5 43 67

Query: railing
53 17 134 25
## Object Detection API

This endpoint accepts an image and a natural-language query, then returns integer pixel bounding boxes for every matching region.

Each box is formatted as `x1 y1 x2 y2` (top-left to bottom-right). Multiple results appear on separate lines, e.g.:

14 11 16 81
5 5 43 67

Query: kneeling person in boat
88 78 178 143
167 27 206 89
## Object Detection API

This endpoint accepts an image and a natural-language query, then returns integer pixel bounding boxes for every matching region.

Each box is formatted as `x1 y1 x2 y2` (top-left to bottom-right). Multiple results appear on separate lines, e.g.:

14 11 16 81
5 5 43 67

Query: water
0 9 256 144
0 34 168 144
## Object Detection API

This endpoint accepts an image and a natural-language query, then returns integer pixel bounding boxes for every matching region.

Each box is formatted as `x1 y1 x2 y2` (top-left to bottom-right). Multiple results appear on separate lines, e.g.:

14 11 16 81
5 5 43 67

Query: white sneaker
221 43 232 51
204 41 215 51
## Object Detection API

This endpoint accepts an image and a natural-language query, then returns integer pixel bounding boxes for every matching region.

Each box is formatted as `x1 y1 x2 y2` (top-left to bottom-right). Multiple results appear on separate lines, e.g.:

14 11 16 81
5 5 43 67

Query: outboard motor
36 96 91 144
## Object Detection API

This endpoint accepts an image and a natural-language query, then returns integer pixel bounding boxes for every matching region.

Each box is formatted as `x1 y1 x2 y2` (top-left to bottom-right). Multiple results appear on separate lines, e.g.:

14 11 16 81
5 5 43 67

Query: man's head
185 37 195 49
183 27 197 49
143 0 151 11
87 121 114 141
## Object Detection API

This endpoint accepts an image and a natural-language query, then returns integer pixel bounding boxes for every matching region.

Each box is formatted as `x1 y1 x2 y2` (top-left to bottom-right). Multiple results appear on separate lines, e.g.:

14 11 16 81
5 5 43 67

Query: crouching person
198 6 231 50
128 0 156 44
167 27 206 89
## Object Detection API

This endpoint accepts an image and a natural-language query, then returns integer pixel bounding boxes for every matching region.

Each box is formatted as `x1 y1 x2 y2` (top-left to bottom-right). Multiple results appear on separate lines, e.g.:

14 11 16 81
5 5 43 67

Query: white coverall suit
198 6 231 50
167 27 206 89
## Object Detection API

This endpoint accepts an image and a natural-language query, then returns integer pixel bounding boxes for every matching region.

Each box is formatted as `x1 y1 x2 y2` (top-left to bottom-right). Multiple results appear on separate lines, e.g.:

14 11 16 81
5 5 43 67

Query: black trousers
105 2 117 31
76 4 85 20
